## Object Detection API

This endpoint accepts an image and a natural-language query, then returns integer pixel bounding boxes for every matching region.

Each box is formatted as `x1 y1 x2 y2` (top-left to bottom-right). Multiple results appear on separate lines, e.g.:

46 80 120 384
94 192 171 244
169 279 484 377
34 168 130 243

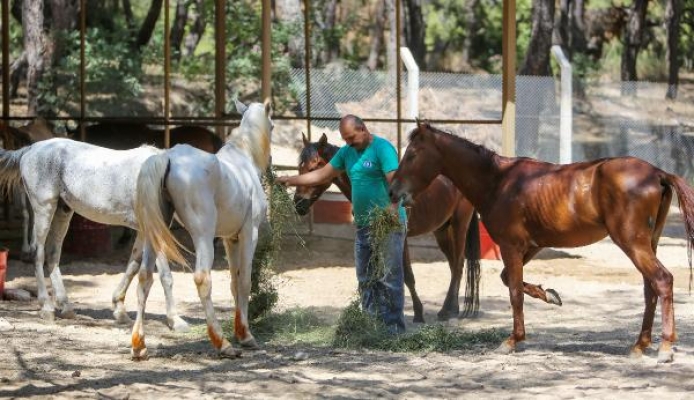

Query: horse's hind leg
30 202 59 321
20 193 33 261
43 206 75 319
112 234 145 324
402 239 424 323
131 243 156 361
432 227 461 320
223 234 258 350
611 196 674 363
156 255 189 332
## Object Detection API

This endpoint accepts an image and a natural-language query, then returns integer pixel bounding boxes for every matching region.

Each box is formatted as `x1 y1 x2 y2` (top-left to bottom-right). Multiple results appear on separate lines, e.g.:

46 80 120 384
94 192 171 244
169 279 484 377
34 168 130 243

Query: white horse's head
231 99 274 172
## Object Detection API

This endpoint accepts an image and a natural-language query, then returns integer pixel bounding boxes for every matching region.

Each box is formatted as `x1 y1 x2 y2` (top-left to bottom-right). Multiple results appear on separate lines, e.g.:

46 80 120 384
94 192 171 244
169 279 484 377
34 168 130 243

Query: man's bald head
338 114 371 150
340 114 366 130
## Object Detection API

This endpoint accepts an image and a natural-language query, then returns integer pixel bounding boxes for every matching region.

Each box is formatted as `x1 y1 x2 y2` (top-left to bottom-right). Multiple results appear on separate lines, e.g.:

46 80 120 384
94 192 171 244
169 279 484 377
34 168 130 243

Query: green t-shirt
329 135 407 227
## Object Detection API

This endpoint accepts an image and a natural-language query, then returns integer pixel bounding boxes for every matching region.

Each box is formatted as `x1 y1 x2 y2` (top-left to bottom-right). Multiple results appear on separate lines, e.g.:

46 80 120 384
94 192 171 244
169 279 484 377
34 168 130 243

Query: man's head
339 114 371 151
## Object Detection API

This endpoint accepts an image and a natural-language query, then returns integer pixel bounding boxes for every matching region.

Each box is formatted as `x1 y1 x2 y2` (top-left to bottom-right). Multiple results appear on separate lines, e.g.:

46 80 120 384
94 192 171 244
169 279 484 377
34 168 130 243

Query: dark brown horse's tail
663 173 694 293
461 210 481 317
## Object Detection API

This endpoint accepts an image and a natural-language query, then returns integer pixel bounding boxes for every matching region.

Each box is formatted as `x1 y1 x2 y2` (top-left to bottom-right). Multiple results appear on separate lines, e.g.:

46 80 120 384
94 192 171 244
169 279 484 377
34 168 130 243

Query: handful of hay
248 168 304 321
365 206 403 284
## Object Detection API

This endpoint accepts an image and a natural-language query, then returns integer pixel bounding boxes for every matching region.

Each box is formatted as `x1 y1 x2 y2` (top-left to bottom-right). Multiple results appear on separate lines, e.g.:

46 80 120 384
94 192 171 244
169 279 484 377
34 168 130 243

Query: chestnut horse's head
294 132 337 215
390 120 444 206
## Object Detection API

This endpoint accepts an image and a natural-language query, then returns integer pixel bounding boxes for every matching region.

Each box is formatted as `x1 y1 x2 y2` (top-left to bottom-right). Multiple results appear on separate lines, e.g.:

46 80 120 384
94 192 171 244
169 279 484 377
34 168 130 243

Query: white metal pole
400 47 419 127
551 45 573 164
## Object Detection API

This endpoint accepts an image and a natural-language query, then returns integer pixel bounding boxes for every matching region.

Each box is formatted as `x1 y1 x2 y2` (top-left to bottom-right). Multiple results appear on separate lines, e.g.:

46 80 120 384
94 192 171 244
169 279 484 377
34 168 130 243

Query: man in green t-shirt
277 115 407 334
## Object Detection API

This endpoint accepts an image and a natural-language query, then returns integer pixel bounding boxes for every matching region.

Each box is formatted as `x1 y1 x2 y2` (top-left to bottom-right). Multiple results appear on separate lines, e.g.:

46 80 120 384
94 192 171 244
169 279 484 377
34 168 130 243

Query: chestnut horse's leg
432 226 461 320
402 238 424 323
499 248 563 306
496 249 526 353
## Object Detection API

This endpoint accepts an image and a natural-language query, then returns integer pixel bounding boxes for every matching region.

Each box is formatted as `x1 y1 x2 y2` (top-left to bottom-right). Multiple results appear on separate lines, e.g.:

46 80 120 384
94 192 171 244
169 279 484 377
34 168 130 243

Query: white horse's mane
225 101 272 172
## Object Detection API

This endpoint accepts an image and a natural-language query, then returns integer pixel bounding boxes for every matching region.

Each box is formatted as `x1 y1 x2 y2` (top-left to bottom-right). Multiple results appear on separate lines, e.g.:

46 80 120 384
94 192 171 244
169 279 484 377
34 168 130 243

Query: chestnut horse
294 133 481 322
390 122 694 363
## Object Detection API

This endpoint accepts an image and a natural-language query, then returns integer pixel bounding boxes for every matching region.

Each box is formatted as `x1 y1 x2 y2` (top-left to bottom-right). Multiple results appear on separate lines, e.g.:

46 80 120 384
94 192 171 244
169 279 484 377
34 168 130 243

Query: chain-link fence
289 68 694 182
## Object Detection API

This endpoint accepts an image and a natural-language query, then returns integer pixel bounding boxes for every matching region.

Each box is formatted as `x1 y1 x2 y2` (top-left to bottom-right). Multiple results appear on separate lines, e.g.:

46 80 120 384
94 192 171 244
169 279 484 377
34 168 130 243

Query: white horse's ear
235 99 248 115
263 98 273 117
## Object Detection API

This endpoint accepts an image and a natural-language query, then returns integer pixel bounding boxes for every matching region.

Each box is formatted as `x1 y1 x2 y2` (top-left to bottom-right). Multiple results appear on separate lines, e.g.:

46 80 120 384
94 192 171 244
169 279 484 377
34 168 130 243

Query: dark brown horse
389 121 694 363
69 123 224 153
294 133 481 322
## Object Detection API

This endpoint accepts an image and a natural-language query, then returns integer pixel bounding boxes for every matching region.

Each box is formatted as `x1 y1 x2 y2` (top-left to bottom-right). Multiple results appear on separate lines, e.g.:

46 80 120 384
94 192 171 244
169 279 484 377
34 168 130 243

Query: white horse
0 133 188 331
134 100 272 359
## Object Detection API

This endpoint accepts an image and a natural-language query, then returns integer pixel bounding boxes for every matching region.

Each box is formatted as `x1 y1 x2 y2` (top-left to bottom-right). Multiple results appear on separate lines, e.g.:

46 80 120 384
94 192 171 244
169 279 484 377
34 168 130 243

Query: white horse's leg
44 207 75 319
156 254 189 332
112 234 144 324
223 231 257 349
131 243 156 361
31 205 58 321
193 233 239 358
20 193 32 261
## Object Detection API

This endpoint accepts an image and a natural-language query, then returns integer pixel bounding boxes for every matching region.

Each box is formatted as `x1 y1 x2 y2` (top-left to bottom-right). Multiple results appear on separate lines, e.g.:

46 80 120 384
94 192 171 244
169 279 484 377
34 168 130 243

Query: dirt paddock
2 210 694 399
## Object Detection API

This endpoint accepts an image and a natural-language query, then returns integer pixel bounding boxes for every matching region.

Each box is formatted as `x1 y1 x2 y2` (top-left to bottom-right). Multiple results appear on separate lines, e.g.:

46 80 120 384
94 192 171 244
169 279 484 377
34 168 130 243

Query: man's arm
276 163 342 187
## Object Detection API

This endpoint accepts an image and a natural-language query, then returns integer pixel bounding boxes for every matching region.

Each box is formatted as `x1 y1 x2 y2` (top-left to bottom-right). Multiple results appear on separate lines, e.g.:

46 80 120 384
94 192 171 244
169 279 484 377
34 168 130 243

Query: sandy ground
2 208 694 399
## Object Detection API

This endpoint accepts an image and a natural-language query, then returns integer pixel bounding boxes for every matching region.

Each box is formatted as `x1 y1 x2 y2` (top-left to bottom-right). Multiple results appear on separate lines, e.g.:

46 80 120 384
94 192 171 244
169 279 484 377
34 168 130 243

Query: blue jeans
355 226 407 334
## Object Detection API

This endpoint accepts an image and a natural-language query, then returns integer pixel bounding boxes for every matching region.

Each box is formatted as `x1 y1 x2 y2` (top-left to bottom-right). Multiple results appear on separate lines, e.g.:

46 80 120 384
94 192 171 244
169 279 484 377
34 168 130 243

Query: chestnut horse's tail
135 152 189 269
461 211 481 317
662 172 694 292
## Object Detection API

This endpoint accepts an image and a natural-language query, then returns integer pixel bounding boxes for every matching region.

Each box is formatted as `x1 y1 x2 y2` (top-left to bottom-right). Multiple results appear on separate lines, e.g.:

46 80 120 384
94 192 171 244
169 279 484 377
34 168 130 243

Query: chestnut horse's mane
413 122 497 163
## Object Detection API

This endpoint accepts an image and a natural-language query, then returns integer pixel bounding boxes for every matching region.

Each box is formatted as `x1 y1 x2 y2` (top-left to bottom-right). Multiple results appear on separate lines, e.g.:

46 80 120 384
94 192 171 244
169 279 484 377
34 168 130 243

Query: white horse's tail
135 152 189 268
0 147 30 199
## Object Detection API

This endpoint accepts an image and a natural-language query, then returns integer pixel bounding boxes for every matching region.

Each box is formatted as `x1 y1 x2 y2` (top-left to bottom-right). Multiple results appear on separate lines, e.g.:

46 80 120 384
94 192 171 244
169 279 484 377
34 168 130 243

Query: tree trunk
170 0 189 63
274 0 304 67
136 0 163 50
621 0 648 95
570 0 587 54
9 51 27 98
519 0 555 75
385 0 397 82
48 0 78 66
461 0 480 65
317 0 339 65
23 0 47 115
183 0 205 57
555 0 570 51
665 0 680 99
403 0 425 67
122 0 135 33
367 0 386 71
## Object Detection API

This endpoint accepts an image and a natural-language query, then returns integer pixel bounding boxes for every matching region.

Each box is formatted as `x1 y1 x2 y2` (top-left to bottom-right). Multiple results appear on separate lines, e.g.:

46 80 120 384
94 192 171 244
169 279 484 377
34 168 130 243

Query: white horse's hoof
59 308 77 319
239 337 260 350
168 316 190 332
39 309 56 321
219 345 242 358
113 310 133 325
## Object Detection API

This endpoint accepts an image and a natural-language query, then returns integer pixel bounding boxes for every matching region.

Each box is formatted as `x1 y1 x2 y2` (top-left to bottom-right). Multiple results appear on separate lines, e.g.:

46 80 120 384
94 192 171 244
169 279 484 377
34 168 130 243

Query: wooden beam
501 0 517 157
261 0 272 103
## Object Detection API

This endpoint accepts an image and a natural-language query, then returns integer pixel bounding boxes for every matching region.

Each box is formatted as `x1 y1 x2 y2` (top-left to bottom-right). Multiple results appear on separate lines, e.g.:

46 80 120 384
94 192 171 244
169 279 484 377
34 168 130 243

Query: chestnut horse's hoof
494 339 516 355
657 343 674 364
545 288 562 306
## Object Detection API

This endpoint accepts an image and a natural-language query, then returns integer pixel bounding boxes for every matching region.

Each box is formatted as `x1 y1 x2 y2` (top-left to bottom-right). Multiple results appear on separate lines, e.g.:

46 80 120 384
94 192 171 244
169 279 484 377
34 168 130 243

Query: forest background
4 0 693 119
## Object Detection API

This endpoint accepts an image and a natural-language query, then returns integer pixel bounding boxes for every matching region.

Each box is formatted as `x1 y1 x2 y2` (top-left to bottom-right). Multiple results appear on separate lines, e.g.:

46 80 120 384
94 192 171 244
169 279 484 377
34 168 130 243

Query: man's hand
275 176 292 186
